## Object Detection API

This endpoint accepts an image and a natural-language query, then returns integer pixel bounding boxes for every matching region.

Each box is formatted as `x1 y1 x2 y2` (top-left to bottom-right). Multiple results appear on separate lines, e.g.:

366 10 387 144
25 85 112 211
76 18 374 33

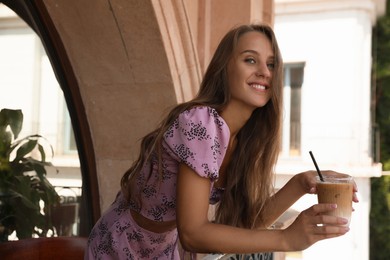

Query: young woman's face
227 31 275 112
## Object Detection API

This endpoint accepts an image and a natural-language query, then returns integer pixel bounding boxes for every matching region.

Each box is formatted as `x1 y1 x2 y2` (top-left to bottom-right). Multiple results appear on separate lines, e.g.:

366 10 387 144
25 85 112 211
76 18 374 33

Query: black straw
309 151 324 182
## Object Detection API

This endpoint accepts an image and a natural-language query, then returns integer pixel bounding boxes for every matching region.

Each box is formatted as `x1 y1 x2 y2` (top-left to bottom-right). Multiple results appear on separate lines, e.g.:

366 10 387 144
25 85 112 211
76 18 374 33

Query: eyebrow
240 49 259 55
240 49 275 60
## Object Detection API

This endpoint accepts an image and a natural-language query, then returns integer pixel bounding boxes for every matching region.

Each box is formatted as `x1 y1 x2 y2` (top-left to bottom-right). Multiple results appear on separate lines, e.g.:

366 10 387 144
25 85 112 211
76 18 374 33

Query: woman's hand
281 204 350 251
294 170 359 203
292 170 318 195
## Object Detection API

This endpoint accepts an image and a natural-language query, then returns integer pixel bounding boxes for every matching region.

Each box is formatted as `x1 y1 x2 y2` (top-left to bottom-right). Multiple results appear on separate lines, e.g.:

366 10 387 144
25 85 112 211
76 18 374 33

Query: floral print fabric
85 106 230 259
85 193 180 260
129 106 230 222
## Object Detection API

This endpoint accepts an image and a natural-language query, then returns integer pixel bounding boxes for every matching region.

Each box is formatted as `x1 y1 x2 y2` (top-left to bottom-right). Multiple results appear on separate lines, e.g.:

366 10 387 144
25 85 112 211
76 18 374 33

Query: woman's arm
258 170 359 228
258 171 317 228
176 164 349 254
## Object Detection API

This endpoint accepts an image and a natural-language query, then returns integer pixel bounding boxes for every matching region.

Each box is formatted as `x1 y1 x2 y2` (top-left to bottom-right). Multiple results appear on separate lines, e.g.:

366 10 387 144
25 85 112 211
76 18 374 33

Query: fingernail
331 204 337 209
341 218 348 224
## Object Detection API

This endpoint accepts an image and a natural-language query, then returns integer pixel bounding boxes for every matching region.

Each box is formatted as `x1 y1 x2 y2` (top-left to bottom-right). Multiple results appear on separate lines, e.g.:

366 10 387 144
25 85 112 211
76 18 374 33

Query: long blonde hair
121 23 283 229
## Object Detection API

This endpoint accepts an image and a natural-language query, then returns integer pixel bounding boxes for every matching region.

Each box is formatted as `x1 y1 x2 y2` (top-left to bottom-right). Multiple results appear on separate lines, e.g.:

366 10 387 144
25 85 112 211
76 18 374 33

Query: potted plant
0 108 60 241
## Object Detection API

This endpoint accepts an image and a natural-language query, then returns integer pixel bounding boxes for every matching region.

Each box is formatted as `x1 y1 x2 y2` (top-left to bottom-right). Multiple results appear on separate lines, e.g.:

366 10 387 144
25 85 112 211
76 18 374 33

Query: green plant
0 108 59 241
370 1 390 259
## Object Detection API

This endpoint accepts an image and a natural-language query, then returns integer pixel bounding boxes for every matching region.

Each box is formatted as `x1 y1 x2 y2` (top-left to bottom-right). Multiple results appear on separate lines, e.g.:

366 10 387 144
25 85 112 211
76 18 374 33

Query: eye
244 57 256 64
267 62 275 70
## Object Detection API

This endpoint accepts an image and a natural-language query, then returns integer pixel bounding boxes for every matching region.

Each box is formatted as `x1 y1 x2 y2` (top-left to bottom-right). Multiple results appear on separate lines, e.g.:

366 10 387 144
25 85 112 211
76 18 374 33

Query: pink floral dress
85 106 230 259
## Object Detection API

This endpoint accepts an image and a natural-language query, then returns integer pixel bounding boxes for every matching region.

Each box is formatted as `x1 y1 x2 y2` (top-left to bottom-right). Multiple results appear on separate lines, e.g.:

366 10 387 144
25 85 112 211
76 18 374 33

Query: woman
85 23 358 259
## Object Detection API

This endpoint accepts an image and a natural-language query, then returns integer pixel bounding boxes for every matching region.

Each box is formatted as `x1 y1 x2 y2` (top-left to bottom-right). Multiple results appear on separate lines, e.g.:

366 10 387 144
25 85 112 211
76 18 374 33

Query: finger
310 203 337 215
320 233 346 240
353 192 359 203
352 180 358 193
314 224 350 236
314 214 349 226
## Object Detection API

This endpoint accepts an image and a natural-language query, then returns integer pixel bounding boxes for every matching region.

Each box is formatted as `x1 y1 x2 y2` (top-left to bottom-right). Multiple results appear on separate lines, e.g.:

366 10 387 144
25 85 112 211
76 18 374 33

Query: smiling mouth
250 84 268 90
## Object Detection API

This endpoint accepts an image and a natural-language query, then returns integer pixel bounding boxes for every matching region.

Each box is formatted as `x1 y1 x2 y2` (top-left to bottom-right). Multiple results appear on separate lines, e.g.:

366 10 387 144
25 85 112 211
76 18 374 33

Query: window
39 48 77 155
282 63 304 157
0 5 82 238
63 105 78 154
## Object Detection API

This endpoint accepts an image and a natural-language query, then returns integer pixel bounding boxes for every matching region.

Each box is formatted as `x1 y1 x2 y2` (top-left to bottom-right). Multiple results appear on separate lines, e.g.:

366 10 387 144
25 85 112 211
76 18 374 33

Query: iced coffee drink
316 176 353 226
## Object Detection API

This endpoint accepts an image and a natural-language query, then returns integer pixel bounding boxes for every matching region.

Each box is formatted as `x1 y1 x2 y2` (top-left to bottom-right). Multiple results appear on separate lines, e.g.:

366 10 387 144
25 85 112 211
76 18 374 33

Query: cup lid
316 175 352 183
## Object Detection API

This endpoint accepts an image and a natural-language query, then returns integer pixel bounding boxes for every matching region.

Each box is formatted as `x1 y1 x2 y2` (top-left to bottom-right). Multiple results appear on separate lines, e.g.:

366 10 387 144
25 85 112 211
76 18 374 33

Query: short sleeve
163 106 230 180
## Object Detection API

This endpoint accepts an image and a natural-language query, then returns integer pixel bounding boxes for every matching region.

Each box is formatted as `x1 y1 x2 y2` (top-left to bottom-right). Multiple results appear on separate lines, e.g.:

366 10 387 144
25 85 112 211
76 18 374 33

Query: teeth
251 84 266 90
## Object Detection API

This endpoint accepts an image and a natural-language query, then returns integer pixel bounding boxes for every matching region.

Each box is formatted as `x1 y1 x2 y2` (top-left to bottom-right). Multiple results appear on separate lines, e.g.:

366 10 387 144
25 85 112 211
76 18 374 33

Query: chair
0 236 88 260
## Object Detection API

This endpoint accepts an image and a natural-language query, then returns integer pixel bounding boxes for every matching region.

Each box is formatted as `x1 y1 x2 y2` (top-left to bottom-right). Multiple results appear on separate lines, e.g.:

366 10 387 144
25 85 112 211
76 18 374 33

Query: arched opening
1 0 100 236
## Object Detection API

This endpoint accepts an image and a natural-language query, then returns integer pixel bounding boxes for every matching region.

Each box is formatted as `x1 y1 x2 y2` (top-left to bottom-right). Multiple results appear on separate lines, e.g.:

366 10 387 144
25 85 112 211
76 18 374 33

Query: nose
255 63 271 78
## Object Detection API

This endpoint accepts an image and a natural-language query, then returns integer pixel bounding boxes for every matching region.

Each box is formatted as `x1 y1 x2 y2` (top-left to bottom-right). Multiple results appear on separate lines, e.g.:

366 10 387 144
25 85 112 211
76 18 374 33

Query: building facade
273 0 385 259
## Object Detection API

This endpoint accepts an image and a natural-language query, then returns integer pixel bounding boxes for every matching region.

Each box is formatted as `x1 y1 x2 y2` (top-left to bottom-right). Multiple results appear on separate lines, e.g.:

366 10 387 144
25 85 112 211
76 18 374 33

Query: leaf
8 182 40 211
0 109 23 139
13 139 38 163
10 135 54 162
13 204 37 239
38 143 46 162
26 158 47 180
40 178 60 205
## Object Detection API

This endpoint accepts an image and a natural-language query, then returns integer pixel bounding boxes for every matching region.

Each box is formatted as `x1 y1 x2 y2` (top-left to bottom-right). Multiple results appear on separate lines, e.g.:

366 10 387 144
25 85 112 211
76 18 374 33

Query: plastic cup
316 175 353 226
